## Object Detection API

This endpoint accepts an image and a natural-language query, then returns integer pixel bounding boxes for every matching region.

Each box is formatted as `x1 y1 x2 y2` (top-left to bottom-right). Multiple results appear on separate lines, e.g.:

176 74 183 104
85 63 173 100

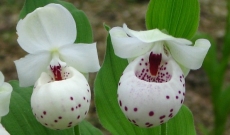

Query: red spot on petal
119 100 122 106
50 64 62 81
43 111 46 115
133 108 138 112
149 111 154 116
149 52 162 76
125 106 128 111
59 116 62 119
160 115 165 119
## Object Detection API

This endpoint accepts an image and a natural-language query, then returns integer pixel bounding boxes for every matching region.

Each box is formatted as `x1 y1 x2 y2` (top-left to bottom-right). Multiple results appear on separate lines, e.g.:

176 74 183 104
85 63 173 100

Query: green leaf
79 120 103 135
146 0 200 39
2 80 75 135
95 26 161 135
167 105 196 135
19 0 93 43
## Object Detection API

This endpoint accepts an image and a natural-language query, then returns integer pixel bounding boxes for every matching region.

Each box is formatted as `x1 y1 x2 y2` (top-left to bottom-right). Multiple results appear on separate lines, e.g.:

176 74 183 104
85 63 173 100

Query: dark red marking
50 63 62 81
149 52 162 76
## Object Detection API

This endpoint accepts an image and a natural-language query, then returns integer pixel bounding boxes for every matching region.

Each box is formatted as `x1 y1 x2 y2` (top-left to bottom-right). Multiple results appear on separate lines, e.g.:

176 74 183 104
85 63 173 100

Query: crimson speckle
169 113 173 117
160 115 165 119
176 96 178 99
77 115 80 119
170 109 173 112
76 106 78 109
43 111 46 115
54 120 58 123
71 107 74 111
78 104 81 107
70 97 73 100
166 96 170 99
41 115 43 118
125 106 128 111
119 100 122 107
58 116 62 119
178 91 181 94
85 111 87 115
160 120 164 123
69 122 72 125
133 108 138 112
147 124 153 127
145 122 150 125
149 111 154 116
181 99 183 104
119 82 121 86
132 120 136 123
83 97 85 100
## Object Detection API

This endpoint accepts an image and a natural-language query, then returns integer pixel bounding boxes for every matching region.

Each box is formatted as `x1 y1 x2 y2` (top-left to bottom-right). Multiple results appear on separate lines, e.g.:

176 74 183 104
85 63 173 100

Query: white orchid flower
109 24 210 128
0 72 13 134
15 3 100 87
14 4 100 130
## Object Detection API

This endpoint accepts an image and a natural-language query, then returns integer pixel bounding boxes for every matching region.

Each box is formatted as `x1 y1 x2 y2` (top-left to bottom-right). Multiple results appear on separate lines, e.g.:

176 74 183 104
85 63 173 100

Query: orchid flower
109 24 210 128
0 71 13 135
14 4 100 130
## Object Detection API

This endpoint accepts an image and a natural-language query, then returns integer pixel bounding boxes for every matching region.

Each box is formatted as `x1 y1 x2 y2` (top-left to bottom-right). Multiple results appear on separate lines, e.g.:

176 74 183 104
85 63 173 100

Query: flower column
14 4 100 130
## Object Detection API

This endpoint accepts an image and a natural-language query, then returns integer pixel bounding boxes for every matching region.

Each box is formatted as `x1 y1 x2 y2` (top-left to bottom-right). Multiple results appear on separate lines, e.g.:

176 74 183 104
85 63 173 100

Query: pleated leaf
146 0 200 39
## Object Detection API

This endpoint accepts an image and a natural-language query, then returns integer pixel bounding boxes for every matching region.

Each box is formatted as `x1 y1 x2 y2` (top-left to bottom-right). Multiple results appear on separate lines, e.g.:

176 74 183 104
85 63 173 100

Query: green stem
74 125 80 135
161 123 167 135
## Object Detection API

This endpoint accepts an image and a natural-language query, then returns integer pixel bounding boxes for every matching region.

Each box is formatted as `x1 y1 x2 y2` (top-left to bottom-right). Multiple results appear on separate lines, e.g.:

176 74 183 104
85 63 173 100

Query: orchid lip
135 51 172 83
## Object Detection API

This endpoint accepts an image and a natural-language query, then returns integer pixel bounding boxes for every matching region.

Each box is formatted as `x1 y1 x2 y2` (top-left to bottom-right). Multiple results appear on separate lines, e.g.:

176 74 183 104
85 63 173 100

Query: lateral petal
14 52 52 87
16 4 76 54
0 82 12 117
59 43 100 73
167 39 211 69
109 27 153 58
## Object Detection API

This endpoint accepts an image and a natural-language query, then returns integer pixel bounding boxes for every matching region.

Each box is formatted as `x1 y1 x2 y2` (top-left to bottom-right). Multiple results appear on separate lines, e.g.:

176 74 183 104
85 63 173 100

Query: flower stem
74 125 80 135
161 123 167 135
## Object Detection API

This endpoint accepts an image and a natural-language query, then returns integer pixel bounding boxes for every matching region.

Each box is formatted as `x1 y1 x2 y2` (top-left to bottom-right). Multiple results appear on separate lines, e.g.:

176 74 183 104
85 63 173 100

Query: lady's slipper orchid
0 71 13 135
14 3 100 87
109 24 210 128
14 4 100 130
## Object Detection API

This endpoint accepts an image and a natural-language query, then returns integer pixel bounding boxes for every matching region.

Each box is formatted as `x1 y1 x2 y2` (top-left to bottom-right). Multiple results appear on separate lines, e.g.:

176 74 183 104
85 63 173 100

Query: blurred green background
0 0 229 134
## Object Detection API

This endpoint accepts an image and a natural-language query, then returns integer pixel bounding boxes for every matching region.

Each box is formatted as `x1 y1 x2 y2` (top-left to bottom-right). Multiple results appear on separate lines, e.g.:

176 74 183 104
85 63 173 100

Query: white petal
109 27 153 58
123 24 192 44
118 52 185 128
17 4 76 54
14 52 52 87
0 124 10 135
0 82 12 117
31 67 90 130
59 43 100 73
167 39 211 69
